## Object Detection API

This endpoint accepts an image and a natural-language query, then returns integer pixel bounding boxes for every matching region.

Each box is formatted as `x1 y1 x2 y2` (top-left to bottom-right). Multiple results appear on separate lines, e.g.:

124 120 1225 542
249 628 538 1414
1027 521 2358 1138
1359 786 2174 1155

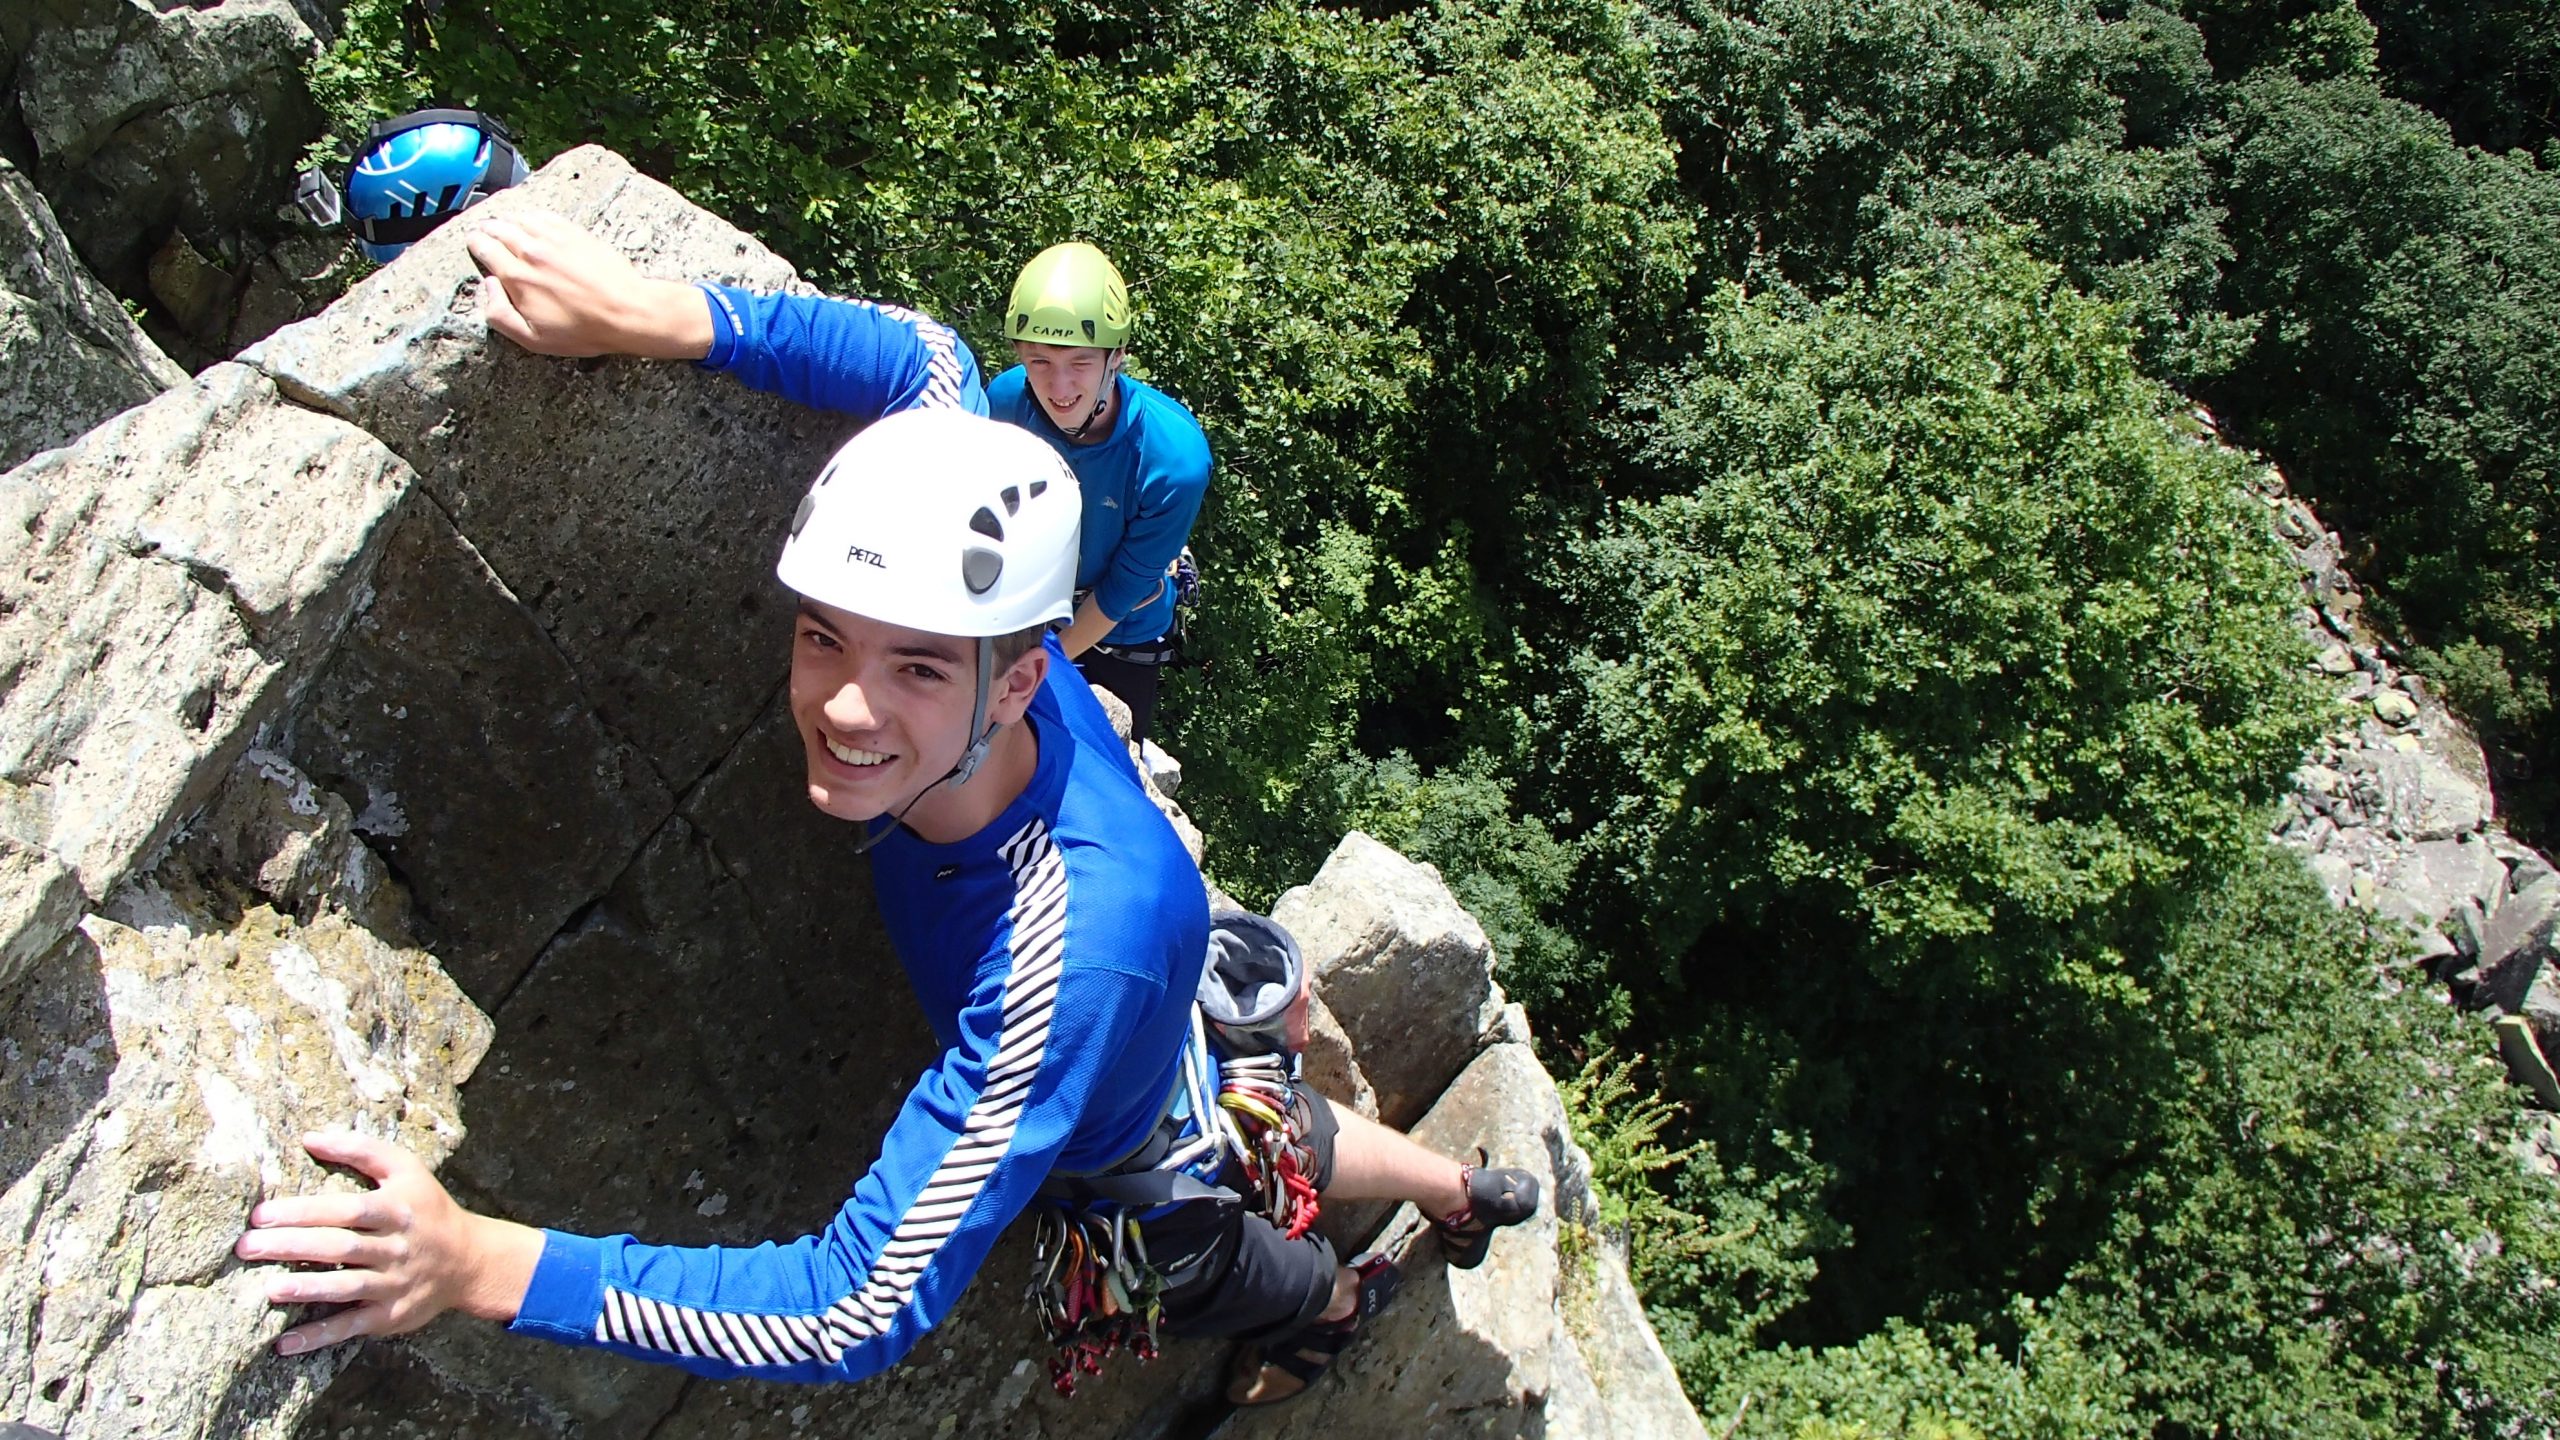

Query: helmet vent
962 548 1004 595
1029 479 1048 499
969 506 1004 541
789 493 816 538
1000 485 1021 515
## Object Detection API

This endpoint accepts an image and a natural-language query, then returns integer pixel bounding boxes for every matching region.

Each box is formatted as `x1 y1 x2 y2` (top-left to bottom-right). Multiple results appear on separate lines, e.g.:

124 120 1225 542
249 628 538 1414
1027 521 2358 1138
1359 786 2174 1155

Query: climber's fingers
463 210 661 357
465 221 545 351
260 1261 383 1308
300 1128 431 1187
469 219 576 354
238 1219 380 1268
240 1129 533 1355
465 216 535 285
250 1201 455 1354
479 262 534 347
241 1188 368 1238
273 1300 399 1355
240 1131 443 1252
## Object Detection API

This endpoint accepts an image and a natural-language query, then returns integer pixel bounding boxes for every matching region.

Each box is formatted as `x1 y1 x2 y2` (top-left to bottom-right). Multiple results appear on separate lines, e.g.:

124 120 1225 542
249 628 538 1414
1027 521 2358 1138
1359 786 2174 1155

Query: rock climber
986 240 1210 749
235 405 1534 1405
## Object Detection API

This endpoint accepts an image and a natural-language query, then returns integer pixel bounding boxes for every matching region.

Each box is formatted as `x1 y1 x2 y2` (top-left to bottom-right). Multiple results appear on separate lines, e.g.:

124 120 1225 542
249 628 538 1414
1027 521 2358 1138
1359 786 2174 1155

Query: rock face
0 153 186 469
2 748 490 1438
0 147 1702 1438
6 0 346 365
0 361 407 988
2250 437 2560 1114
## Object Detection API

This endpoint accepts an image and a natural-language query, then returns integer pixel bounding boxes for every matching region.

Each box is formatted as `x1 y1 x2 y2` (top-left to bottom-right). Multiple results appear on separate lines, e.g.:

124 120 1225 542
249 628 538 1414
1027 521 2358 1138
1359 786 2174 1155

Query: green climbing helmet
1008 242 1131 350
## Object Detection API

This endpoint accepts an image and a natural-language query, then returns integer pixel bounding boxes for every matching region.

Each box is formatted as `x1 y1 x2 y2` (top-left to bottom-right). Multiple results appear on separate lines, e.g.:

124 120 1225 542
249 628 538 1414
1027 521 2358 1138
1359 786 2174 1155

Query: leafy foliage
1562 239 2318 986
1632 0 2560 837
2048 852 2560 1438
2204 71 2560 831
1537 237 2324 1344
309 0 2560 1431
1678 851 2560 1439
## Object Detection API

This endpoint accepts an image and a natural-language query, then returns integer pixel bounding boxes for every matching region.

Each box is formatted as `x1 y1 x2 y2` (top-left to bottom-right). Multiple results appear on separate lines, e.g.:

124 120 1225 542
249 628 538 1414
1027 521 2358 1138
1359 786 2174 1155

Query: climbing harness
1026 910 1320 1396
1088 635 1182 669
1070 547 1200 673
1029 1001 1231 1396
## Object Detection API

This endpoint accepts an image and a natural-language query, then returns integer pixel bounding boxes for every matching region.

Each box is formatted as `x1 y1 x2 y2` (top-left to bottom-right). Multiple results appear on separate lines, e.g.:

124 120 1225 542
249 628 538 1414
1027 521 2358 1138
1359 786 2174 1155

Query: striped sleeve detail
589 816 1069 1370
696 282 746 367
855 296 970 411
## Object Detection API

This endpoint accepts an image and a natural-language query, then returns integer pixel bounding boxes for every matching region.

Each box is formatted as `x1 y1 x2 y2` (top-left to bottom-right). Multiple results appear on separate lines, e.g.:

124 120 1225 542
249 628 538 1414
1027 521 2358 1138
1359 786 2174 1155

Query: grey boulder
0 154 185 470
0 363 408 987
1274 832 1504 1130
9 0 329 337
1221 1041 1704 1440
0 895 488 1438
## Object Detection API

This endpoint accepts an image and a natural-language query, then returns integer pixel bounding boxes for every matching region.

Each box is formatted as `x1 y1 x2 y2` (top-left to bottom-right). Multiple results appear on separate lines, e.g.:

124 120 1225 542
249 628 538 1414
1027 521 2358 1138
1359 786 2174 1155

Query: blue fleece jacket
985 367 1211 648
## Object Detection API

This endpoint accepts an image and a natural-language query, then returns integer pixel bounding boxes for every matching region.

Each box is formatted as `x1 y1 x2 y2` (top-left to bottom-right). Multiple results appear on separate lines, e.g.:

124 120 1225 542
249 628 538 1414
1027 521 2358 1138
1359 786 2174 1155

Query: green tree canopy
1561 239 2316 989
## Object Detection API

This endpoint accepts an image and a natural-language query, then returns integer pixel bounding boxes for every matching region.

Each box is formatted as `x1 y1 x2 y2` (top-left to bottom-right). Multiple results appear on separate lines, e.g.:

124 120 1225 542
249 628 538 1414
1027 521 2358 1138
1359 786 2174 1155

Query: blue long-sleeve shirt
694 283 989 417
508 636 1211 1381
986 367 1212 647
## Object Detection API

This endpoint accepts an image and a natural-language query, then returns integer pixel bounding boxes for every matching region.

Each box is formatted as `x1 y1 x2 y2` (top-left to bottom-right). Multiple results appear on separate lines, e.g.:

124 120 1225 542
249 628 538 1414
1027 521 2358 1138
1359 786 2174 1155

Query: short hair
990 621 1054 669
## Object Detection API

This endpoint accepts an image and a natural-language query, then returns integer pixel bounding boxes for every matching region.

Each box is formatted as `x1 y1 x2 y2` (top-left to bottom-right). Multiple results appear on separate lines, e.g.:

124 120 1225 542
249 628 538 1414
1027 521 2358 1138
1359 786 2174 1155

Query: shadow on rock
0 929 113 1199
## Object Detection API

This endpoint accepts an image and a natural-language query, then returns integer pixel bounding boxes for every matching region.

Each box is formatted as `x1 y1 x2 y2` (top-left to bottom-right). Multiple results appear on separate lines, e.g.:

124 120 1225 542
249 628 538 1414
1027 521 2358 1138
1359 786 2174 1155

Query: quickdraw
1028 1205 1168 1397
1217 1051 1321 1240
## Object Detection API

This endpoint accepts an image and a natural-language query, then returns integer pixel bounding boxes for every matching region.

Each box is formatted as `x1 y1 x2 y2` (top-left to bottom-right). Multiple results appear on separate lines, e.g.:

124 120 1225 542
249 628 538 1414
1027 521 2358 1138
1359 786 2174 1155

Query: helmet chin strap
1057 352 1122 442
847 636 1001 856
950 636 1000 785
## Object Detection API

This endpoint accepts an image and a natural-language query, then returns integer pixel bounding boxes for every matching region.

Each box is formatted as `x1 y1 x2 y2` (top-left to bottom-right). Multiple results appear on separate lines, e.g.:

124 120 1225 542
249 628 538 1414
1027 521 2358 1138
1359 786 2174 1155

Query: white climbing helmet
778 408 1081 636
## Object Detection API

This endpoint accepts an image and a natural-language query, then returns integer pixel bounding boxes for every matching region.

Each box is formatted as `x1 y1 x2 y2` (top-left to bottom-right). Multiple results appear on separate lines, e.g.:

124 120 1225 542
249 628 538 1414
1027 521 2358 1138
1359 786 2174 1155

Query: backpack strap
352 107 514 160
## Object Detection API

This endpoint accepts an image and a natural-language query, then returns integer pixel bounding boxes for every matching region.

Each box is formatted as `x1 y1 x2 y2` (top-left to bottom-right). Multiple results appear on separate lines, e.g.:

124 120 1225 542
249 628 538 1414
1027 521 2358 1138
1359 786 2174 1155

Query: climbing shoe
1226 1252 1400 1407
1433 1150 1539 1270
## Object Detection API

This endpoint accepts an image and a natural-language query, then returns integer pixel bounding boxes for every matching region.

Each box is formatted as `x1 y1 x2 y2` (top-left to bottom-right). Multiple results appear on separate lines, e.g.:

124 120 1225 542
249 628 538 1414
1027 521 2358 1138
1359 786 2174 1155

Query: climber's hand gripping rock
468 210 712 360
234 1130 542 1355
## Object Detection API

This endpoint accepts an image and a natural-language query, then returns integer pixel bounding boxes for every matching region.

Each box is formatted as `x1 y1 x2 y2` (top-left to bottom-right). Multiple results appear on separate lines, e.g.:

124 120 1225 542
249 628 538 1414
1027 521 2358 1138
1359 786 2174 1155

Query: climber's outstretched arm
234 1131 544 1354
466 211 984 418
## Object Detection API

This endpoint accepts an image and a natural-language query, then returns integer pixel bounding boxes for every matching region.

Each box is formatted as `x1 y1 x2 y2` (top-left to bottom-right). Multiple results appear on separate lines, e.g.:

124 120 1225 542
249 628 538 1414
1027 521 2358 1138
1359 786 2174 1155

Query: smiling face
787 599 1046 834
1015 341 1121 437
